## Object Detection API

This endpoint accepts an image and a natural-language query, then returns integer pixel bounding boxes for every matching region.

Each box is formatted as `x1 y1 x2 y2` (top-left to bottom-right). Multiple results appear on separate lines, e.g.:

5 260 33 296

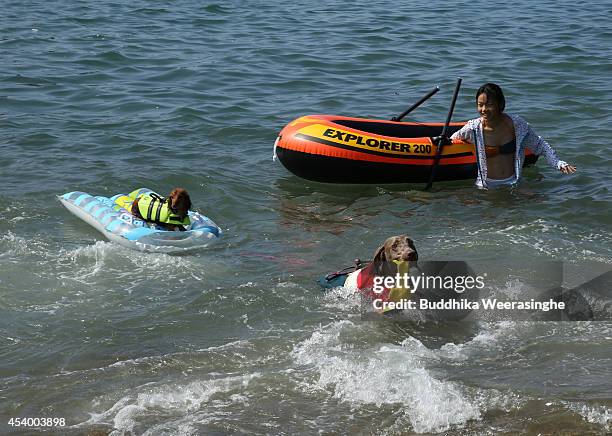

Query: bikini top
485 138 516 157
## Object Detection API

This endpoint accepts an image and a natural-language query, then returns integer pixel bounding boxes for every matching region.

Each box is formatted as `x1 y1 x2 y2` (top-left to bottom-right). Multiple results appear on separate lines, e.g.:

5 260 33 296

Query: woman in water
449 83 576 188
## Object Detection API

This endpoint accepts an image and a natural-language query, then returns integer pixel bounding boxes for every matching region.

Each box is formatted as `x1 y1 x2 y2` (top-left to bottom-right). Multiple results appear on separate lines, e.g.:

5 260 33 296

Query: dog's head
372 235 418 275
168 187 192 219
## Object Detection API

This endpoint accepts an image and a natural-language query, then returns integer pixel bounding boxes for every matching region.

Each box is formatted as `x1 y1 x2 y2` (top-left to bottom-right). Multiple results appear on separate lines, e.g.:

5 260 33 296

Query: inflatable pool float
59 188 221 253
273 114 538 184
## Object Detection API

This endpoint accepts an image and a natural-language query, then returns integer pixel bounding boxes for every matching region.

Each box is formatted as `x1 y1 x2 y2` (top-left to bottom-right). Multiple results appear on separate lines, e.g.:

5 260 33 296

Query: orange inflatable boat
273 114 538 184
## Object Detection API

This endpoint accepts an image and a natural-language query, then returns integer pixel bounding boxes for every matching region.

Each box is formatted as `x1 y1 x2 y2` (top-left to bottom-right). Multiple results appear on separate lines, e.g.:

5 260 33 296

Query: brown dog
344 235 418 290
372 235 418 273
132 187 192 231
167 188 192 222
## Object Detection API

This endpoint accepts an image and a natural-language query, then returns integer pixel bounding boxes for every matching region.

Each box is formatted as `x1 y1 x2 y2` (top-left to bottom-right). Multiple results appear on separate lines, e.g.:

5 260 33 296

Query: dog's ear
373 244 386 263
168 188 179 207
372 244 387 275
408 237 419 261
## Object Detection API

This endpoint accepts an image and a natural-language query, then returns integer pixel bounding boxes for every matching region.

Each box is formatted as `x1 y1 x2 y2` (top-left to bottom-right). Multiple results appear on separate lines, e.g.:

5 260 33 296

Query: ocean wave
78 373 260 434
290 320 526 434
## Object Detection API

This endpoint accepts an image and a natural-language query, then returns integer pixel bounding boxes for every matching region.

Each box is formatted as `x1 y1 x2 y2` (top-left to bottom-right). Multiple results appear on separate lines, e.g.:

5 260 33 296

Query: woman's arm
523 123 576 173
450 121 475 143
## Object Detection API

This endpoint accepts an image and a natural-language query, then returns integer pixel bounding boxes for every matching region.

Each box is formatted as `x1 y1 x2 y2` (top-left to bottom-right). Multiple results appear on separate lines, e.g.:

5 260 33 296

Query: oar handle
391 86 440 122
439 78 462 139
425 77 463 190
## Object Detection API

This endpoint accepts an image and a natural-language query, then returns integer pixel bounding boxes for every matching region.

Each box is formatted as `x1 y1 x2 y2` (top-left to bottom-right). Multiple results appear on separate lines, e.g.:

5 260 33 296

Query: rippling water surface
1 1 611 434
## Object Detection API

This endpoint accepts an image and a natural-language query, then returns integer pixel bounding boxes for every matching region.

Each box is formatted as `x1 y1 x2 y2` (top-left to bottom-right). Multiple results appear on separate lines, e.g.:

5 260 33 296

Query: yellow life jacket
386 260 411 305
136 193 191 227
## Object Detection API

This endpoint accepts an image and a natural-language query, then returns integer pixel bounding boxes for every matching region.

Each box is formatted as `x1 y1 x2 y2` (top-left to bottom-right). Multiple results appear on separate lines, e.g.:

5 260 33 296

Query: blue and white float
58 188 222 253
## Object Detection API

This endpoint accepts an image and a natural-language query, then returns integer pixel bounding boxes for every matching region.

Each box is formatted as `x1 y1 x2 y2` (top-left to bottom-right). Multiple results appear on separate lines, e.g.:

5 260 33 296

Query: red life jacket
356 263 412 311
356 263 393 302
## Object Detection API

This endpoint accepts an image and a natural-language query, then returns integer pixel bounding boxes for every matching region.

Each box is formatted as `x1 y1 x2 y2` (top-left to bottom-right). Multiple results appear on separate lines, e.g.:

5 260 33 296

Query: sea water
1 1 611 434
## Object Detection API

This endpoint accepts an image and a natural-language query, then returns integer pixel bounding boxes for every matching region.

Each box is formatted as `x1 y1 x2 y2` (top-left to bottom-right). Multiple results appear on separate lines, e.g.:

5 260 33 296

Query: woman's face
477 93 502 121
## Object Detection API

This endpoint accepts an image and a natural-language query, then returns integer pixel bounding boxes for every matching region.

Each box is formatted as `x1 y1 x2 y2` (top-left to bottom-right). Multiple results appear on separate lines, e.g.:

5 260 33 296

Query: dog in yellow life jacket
130 187 192 231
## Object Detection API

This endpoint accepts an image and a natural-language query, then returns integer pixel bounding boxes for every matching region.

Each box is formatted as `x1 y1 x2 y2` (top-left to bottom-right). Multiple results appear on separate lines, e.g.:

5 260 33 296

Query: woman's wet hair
476 83 505 112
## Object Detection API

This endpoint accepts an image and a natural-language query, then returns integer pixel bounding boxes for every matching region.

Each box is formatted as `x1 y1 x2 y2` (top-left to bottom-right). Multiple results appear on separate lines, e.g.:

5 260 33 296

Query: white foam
136 377 245 412
82 373 259 433
53 239 213 288
439 321 526 360
320 285 362 311
292 320 483 433
140 421 199 436
196 339 251 353
61 240 115 279
567 402 611 431
455 220 612 264
0 231 50 258
111 404 148 435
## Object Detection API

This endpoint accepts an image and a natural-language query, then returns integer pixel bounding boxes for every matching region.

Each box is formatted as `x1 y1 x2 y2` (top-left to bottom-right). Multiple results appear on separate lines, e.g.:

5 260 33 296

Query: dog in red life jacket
344 235 418 309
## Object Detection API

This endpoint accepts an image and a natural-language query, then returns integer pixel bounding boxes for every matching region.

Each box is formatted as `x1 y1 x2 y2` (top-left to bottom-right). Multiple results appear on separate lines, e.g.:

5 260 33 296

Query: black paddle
424 77 462 190
391 86 440 122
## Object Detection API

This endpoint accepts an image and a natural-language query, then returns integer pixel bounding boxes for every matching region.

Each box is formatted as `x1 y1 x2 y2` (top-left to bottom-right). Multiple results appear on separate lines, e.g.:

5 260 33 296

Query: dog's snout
405 245 418 261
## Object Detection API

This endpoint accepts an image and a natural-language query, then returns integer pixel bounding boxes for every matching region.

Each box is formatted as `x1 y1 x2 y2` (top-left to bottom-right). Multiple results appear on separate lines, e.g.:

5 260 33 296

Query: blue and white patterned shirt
450 113 568 188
